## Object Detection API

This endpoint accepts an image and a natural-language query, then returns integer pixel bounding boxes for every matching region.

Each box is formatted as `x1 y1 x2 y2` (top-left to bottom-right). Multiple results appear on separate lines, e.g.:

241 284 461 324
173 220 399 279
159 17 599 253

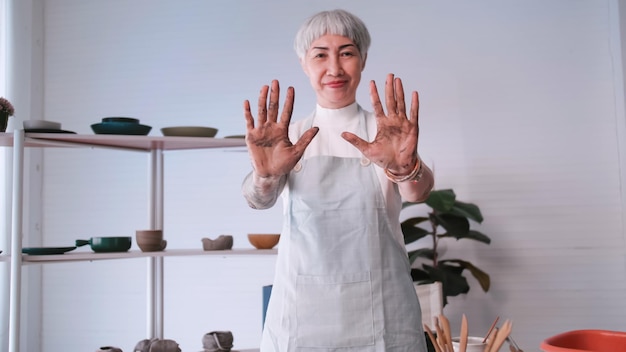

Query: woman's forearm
242 171 287 209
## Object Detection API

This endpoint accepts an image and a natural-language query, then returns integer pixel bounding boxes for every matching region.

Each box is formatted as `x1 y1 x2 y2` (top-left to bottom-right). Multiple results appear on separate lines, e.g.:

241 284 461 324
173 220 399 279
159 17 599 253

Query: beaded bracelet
384 158 424 183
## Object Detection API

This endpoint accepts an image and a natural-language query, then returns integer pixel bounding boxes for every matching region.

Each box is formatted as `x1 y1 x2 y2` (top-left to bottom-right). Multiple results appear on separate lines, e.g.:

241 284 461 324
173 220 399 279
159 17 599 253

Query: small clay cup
136 229 165 252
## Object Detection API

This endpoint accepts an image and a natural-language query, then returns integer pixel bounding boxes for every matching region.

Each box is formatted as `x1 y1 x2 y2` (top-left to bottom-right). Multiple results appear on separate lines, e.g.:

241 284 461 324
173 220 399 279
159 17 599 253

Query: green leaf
425 189 456 212
440 259 491 292
408 248 434 264
421 264 470 305
439 230 491 244
401 222 431 244
449 201 484 223
432 213 469 237
410 268 434 282
401 216 430 227
465 230 491 244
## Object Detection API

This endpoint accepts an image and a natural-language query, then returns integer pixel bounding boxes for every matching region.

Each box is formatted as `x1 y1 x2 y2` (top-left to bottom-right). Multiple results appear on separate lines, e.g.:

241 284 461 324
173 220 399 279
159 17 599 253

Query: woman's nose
326 56 343 76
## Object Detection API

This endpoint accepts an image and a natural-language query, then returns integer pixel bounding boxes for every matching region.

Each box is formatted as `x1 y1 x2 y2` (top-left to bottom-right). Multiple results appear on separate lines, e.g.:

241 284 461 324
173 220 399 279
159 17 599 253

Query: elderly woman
242 9 434 352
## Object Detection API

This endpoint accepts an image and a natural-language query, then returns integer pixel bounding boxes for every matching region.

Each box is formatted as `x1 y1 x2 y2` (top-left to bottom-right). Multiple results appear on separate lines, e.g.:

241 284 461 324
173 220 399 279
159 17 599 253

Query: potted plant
0 96 15 133
402 188 491 305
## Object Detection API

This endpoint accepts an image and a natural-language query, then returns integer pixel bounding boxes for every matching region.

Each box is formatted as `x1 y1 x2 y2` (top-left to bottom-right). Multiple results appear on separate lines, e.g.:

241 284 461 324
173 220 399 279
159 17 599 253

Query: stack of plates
23 120 75 134
91 117 152 135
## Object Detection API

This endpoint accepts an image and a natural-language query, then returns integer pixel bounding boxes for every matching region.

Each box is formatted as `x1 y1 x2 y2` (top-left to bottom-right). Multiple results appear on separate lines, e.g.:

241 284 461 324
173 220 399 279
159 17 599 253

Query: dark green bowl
101 117 140 124
76 237 132 253
91 122 151 135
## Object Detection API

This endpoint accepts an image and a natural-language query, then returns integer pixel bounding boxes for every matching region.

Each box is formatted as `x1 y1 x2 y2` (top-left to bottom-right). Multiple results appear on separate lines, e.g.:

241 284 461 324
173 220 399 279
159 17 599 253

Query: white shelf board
0 132 247 151
20 248 277 264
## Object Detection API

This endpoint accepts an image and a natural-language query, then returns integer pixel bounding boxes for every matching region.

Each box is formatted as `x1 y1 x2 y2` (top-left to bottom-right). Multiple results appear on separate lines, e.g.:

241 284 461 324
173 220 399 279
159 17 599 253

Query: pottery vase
0 112 9 132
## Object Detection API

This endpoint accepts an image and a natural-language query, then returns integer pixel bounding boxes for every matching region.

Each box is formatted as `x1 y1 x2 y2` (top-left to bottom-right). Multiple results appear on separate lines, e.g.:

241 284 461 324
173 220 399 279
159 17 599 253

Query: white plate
23 120 62 130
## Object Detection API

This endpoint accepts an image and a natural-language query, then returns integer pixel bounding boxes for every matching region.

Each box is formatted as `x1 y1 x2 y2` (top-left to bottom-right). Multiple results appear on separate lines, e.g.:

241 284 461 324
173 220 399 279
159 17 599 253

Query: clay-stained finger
394 77 407 117
243 100 255 130
384 73 398 115
279 86 295 126
292 127 319 156
341 131 369 154
369 80 385 118
257 85 270 124
410 90 420 124
267 80 280 123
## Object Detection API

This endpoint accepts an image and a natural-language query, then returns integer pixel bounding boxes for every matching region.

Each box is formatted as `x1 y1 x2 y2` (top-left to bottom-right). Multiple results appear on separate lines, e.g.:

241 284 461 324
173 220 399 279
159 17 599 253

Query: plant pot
0 112 9 132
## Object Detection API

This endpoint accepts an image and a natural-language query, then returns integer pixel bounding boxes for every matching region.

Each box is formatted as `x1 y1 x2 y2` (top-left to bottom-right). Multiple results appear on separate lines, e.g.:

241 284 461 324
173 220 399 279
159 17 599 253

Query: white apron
260 108 426 352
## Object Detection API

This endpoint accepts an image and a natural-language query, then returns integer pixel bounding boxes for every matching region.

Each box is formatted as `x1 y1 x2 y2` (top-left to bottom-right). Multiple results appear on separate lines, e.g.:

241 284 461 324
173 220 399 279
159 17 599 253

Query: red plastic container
540 329 626 352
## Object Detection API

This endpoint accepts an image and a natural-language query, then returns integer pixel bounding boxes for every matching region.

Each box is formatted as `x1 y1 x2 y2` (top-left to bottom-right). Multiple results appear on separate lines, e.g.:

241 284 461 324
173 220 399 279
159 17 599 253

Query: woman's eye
341 51 356 57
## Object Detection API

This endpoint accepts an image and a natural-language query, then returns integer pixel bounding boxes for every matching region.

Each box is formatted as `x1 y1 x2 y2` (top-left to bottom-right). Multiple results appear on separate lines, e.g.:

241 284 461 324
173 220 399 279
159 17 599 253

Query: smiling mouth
325 81 346 88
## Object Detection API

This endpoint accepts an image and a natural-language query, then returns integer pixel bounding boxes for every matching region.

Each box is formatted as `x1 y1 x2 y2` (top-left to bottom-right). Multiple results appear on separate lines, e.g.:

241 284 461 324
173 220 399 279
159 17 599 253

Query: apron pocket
295 272 375 348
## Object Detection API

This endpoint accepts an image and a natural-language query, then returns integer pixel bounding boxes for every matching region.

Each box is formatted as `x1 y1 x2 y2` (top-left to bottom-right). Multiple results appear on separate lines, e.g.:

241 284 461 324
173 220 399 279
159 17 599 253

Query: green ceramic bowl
76 237 132 253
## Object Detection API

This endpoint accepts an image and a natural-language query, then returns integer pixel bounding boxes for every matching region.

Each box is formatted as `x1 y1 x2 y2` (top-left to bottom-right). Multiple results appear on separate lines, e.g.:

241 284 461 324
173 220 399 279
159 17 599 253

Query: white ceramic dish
23 120 62 130
161 126 218 137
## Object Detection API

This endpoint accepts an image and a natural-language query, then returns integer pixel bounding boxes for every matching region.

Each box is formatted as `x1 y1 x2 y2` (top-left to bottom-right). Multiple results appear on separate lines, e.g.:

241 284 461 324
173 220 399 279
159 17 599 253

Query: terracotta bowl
136 230 165 252
137 240 167 252
248 233 280 250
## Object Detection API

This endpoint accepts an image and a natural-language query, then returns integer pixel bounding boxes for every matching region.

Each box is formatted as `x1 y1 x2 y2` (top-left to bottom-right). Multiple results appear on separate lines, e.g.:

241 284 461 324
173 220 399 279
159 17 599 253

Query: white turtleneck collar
314 102 360 121
304 102 365 158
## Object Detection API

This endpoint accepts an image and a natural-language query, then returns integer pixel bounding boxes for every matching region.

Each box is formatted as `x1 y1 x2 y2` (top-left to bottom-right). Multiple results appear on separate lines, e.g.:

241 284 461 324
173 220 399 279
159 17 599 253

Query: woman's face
300 34 366 109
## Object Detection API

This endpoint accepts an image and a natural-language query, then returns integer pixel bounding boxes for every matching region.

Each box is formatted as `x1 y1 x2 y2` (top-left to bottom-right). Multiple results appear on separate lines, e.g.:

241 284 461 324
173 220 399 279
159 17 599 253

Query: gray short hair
294 9 371 60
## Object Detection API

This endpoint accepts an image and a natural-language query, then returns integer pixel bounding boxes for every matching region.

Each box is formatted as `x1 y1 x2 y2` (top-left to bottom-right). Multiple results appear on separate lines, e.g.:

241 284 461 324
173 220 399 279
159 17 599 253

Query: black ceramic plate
91 122 152 135
25 128 76 134
22 246 77 255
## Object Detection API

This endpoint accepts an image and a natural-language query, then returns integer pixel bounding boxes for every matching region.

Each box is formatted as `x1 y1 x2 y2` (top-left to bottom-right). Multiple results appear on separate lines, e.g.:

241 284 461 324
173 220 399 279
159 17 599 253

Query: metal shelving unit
1 130 266 352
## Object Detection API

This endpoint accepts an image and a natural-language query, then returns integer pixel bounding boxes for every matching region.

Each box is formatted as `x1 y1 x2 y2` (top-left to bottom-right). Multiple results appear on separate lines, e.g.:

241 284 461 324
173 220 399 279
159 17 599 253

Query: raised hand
341 73 420 175
244 80 318 178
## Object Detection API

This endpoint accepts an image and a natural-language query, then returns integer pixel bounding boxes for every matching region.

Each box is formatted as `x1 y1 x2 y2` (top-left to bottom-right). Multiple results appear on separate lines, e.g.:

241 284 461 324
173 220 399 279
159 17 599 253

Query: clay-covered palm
342 74 420 175
244 80 319 178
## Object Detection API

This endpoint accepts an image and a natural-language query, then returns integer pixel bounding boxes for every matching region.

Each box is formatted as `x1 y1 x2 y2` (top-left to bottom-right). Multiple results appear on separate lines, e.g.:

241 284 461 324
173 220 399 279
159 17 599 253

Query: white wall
9 0 626 351
1 1 45 352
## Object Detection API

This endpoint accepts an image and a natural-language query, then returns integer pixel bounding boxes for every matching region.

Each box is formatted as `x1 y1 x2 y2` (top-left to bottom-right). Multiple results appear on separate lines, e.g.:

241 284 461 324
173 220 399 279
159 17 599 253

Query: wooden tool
483 316 500 343
489 320 513 352
439 314 453 352
424 323 443 352
507 335 523 352
459 314 468 352
484 327 497 352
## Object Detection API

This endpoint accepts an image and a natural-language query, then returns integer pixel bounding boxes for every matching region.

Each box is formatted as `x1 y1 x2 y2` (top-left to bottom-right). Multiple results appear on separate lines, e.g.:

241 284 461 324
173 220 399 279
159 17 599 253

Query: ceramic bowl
75 236 132 253
101 117 140 124
137 240 167 252
91 122 152 135
136 230 165 252
201 235 233 251
248 233 280 250
23 120 62 130
161 126 218 137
